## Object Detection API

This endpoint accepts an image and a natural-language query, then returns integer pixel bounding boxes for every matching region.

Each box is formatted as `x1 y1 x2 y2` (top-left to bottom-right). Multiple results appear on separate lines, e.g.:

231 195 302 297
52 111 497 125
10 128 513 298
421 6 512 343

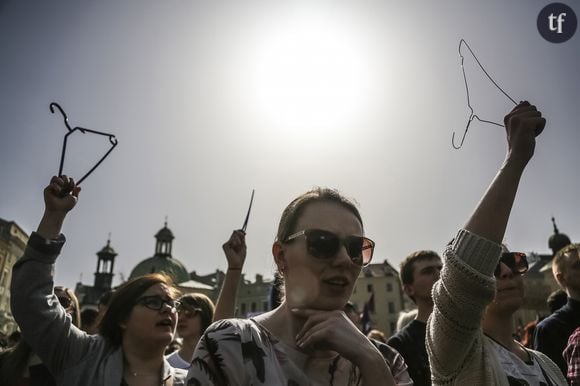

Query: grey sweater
10 232 186 386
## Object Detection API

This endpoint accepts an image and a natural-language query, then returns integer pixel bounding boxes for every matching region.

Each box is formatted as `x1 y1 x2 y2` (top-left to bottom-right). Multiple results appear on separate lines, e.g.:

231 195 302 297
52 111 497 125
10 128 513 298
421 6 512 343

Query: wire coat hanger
50 102 118 188
451 39 517 149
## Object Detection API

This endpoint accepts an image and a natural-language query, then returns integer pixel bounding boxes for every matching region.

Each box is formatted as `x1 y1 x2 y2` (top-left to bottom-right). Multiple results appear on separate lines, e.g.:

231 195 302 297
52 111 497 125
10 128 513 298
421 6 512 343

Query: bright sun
232 9 376 139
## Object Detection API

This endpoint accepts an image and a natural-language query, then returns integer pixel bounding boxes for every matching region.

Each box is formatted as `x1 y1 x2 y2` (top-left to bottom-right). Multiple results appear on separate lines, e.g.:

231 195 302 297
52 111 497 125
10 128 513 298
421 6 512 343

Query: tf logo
537 2 577 43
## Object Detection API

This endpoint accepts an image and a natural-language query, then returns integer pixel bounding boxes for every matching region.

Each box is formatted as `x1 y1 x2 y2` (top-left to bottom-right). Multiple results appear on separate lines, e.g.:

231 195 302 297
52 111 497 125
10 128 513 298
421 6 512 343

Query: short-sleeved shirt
186 318 412 385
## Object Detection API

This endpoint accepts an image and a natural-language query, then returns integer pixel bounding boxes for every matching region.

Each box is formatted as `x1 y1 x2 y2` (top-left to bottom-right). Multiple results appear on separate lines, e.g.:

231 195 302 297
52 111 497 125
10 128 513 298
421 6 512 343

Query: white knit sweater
426 229 567 386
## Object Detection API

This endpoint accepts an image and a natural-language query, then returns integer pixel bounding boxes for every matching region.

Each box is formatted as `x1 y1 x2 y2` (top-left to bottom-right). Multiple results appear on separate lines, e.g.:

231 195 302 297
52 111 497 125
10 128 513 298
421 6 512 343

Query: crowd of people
1 101 578 385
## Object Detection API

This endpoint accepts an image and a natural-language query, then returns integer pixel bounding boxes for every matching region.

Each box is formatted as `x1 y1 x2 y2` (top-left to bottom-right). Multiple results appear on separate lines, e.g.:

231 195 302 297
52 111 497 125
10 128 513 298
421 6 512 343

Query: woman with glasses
426 102 566 385
186 188 411 385
166 229 247 369
10 176 187 385
167 293 215 369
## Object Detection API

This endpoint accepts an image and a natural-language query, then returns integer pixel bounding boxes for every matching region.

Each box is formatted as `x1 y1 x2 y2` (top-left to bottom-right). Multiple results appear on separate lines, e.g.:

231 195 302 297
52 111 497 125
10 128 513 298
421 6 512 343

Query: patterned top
564 326 580 385
185 318 412 386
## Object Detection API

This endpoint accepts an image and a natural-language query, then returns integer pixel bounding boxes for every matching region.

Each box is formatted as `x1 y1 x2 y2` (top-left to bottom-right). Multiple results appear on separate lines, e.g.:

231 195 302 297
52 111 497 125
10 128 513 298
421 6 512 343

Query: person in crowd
0 286 80 385
547 288 568 314
10 176 187 385
367 329 387 343
186 188 412 385
534 243 580 375
388 250 442 386
81 308 100 334
343 301 363 331
395 309 418 332
427 101 566 385
520 320 537 349
564 326 580 385
166 229 247 369
166 293 215 369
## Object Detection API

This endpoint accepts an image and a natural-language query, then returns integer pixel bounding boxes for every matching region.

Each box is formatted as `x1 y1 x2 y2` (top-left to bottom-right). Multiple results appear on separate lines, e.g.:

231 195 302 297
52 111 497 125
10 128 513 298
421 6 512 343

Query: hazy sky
1 0 578 291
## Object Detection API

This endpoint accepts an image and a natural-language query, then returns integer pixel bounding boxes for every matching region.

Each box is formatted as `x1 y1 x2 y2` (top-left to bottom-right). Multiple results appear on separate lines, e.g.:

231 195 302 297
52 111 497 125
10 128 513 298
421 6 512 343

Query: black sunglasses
494 252 528 277
136 296 181 312
285 229 375 267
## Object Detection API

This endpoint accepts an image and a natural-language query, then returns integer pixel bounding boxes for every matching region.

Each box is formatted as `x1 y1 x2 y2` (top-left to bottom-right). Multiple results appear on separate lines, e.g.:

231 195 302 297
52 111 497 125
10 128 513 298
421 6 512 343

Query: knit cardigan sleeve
426 229 502 384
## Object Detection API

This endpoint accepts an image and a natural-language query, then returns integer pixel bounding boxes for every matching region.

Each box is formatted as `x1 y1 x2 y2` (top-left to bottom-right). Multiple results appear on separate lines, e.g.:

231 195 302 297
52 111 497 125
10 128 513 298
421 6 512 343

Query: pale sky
1 0 578 291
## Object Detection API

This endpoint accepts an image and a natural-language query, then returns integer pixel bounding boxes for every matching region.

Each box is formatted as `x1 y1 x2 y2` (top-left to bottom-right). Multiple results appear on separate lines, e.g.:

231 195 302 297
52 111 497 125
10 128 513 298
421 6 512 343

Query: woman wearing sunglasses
167 293 215 369
10 176 187 385
186 189 411 385
426 102 566 385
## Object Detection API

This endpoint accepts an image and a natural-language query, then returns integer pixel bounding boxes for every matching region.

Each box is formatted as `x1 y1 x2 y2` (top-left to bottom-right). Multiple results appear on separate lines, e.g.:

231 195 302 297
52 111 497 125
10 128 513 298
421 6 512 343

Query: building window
388 302 395 313
367 284 373 293
240 303 246 315
390 322 396 333
263 301 268 311
251 302 257 313
386 283 393 292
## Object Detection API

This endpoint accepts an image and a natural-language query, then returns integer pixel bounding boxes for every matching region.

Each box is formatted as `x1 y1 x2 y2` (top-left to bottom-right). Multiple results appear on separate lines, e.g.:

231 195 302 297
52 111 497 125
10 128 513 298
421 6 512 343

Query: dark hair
547 289 568 314
399 250 441 286
99 273 180 346
179 293 215 333
275 187 363 243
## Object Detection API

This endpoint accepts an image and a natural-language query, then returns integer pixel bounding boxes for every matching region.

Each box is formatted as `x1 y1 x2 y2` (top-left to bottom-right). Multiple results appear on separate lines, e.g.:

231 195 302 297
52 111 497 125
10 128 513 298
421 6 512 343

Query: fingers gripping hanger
451 39 517 149
50 102 118 185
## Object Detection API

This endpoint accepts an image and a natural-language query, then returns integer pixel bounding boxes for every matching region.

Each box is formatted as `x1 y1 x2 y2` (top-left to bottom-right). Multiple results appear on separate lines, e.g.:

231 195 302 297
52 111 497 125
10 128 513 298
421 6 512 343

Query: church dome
549 217 571 255
128 220 189 284
129 255 190 284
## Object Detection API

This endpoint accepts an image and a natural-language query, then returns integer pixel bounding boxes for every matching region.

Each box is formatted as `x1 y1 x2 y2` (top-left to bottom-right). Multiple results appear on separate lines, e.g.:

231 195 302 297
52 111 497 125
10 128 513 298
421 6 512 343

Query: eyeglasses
136 296 181 312
494 252 528 277
178 307 203 319
285 229 375 267
57 296 72 309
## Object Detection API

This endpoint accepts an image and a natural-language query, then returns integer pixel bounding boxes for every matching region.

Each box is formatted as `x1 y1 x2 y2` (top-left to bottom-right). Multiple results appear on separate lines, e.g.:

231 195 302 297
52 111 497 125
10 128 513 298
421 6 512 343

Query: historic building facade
0 218 29 334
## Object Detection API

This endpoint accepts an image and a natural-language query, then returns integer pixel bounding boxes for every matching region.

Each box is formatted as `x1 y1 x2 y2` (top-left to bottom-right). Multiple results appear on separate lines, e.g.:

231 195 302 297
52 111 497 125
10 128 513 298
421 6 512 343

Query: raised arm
463 101 545 242
10 176 98 377
427 101 545 382
213 229 247 321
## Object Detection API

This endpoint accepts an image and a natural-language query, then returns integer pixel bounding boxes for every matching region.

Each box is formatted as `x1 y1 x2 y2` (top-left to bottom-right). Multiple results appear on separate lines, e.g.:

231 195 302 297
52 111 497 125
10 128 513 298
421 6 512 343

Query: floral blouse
186 318 412 386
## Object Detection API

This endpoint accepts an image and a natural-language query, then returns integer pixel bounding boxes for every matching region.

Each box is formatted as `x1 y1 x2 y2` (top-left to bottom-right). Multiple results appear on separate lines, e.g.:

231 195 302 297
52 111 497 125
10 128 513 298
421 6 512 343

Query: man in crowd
535 243 580 375
388 250 442 386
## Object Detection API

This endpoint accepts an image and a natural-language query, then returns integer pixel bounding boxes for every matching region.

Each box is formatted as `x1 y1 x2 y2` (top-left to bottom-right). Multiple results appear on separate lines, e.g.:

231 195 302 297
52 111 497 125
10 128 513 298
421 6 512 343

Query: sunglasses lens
514 253 528 274
307 230 339 259
361 238 375 266
496 253 528 276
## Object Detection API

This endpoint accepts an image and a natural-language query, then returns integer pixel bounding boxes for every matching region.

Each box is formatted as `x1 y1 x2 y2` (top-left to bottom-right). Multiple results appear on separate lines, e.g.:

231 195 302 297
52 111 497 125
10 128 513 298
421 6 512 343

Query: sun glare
234 11 376 139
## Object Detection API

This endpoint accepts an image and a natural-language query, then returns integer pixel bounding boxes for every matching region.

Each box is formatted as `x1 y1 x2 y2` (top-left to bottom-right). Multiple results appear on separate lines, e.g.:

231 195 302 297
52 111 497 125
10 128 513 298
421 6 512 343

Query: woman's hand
222 230 246 270
44 175 81 213
37 175 80 239
504 101 545 166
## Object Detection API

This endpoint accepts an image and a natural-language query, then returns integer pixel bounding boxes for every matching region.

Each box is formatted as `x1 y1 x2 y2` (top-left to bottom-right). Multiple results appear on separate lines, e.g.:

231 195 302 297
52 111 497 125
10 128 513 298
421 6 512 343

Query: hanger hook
50 102 74 132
